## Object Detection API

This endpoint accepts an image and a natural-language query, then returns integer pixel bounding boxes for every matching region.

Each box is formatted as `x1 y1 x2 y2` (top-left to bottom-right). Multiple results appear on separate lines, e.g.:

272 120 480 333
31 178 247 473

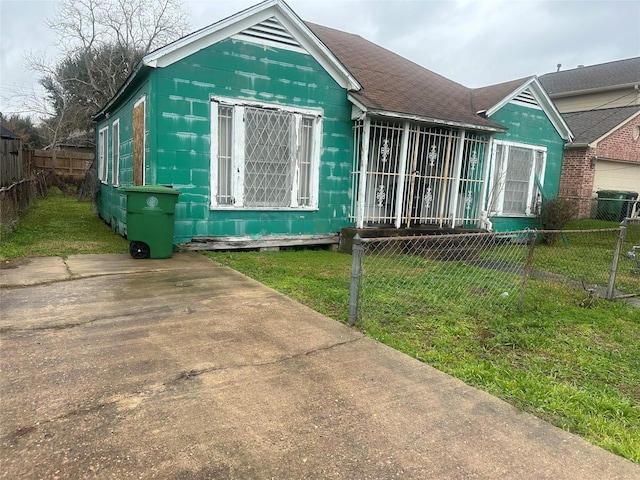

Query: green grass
0 188 128 260
3 193 639 461
205 249 640 463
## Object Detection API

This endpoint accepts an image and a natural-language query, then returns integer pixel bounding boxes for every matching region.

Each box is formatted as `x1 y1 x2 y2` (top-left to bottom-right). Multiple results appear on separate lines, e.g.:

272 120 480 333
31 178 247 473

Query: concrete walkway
1 253 638 479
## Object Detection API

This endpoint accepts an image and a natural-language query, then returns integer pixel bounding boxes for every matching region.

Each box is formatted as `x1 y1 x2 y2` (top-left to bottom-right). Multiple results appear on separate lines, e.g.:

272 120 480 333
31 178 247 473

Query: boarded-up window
133 99 145 185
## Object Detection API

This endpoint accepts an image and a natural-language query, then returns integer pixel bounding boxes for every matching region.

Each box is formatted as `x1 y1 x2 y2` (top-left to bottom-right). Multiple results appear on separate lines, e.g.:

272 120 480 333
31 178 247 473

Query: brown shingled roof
471 76 535 113
306 22 503 131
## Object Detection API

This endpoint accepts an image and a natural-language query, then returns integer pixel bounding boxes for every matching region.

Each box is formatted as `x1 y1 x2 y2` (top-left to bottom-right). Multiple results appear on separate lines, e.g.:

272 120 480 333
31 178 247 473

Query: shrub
539 197 578 245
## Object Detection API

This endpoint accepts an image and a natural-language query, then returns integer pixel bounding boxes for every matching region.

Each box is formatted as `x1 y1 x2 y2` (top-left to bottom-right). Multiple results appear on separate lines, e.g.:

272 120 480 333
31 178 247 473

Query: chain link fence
349 218 640 325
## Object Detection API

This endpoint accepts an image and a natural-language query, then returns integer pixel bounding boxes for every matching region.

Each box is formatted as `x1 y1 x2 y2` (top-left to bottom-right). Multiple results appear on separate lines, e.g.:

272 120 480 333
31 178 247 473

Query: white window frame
111 119 120 186
488 139 547 217
210 96 322 210
98 126 109 183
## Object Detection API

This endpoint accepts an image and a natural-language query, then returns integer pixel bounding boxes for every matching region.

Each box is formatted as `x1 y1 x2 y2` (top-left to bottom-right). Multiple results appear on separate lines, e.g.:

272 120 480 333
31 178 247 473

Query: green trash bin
596 190 628 221
119 185 180 259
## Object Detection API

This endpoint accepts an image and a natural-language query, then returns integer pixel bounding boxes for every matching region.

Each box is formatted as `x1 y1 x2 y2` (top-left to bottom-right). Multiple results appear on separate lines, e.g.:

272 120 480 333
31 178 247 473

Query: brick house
540 58 640 218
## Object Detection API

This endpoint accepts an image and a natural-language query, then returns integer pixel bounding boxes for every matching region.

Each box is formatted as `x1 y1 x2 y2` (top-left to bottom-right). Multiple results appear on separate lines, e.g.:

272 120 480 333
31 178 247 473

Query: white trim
589 109 640 147
211 95 322 117
487 139 548 217
449 129 466 228
484 77 573 141
355 116 371 228
210 96 323 210
348 95 506 133
393 121 411 228
209 100 220 208
111 118 120 186
98 126 109 184
142 0 360 91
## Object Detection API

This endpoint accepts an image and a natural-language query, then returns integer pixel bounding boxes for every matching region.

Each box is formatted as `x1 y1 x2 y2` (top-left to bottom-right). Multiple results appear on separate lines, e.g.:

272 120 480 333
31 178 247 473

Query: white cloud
1 0 638 116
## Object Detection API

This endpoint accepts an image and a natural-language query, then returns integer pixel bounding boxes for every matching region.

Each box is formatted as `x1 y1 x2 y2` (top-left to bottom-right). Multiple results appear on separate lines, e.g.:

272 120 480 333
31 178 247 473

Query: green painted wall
488 102 565 232
97 79 150 236
97 38 354 244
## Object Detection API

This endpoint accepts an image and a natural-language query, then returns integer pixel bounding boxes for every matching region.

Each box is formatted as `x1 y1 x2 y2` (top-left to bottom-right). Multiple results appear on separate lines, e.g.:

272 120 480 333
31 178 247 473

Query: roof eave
92 62 149 121
143 0 360 91
548 81 640 98
347 95 506 133
486 77 574 141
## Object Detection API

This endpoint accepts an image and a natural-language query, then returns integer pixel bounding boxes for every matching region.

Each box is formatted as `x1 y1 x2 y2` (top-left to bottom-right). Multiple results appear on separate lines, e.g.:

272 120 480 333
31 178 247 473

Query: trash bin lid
118 185 180 195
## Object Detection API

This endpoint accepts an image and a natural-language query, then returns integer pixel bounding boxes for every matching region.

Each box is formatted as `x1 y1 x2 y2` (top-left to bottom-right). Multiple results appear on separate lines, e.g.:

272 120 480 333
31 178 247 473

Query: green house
472 77 573 232
93 0 572 251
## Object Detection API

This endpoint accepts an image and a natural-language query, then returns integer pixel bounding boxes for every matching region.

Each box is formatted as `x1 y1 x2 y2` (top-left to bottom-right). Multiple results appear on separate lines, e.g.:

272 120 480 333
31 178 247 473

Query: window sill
210 206 319 212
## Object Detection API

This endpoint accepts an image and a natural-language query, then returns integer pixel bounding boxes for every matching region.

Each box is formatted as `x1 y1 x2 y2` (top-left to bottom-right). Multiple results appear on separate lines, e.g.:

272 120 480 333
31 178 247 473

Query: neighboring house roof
307 22 504 132
539 57 640 96
471 76 573 141
563 105 640 146
1 125 20 140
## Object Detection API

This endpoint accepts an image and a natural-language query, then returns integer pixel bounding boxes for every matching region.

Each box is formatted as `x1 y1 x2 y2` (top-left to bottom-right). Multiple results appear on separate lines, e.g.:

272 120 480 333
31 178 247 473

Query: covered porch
350 116 496 231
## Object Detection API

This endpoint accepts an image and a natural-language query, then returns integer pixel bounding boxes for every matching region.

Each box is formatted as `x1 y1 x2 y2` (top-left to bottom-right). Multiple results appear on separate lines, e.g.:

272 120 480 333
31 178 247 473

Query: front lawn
205 249 640 463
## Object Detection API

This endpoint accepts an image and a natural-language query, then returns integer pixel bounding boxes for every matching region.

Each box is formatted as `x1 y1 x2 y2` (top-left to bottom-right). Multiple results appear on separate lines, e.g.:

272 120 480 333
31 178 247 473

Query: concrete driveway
1 253 638 479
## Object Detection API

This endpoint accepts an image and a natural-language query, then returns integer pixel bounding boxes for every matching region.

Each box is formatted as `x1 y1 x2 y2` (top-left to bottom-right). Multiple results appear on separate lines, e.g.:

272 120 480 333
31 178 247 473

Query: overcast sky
1 0 639 118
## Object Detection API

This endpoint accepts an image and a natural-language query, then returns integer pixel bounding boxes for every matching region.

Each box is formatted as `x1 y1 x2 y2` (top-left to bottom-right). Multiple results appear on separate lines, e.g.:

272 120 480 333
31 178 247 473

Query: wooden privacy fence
31 149 94 181
0 137 28 187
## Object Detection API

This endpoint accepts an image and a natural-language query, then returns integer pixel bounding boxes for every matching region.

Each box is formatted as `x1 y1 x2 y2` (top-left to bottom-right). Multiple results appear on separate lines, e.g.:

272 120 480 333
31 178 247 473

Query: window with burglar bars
489 140 546 216
211 98 320 209
351 119 489 228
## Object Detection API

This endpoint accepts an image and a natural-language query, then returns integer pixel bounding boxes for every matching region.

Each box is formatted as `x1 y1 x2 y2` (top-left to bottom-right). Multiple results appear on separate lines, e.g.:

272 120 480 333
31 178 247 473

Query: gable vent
232 18 304 52
511 88 541 109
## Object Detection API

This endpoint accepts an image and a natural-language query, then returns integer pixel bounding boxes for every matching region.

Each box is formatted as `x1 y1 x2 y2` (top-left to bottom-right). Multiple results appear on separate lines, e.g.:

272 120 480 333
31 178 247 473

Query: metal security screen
212 98 320 210
298 117 314 207
244 108 293 207
352 119 489 228
492 142 545 216
217 106 234 205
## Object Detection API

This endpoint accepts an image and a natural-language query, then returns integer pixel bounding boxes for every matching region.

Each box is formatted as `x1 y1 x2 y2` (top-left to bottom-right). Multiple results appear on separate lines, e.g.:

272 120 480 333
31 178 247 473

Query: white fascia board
143 1 280 68
485 77 573 141
484 77 537 118
142 0 360 91
357 105 506 133
528 78 574 141
590 109 640 147
347 94 368 120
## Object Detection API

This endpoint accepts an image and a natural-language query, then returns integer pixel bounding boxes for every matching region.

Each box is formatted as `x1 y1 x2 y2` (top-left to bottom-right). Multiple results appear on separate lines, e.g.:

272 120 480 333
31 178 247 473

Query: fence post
607 222 627 300
349 234 363 326
518 231 537 311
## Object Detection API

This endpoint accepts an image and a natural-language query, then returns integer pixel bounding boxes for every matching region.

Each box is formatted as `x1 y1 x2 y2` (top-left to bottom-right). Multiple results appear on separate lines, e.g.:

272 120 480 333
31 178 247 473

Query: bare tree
28 0 189 147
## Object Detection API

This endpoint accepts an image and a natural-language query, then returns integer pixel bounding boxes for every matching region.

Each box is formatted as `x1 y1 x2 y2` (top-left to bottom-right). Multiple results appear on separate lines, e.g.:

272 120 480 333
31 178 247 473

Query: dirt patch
1 258 31 270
